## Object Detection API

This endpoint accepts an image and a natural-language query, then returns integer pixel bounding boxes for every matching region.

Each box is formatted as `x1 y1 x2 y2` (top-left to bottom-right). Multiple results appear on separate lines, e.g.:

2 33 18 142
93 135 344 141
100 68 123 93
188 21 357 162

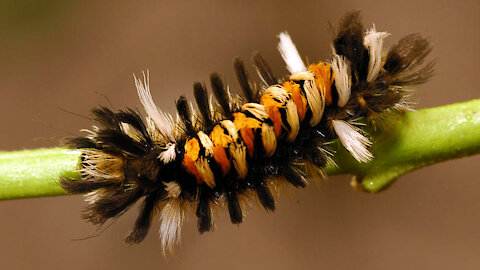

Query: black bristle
385 34 432 74
193 82 214 129
210 73 232 118
124 191 161 244
60 137 96 149
196 188 212 233
281 166 307 188
176 96 196 137
59 176 117 194
226 191 243 224
255 180 275 212
116 109 152 146
398 60 435 87
384 34 434 86
358 88 403 115
96 129 146 156
92 107 119 130
333 11 369 82
233 58 255 101
84 189 143 225
303 137 328 169
178 176 198 202
252 52 277 86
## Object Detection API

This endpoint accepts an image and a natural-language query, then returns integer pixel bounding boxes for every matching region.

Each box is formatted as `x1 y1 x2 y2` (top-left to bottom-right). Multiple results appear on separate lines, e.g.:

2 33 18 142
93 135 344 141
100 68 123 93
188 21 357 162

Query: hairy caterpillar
60 11 433 252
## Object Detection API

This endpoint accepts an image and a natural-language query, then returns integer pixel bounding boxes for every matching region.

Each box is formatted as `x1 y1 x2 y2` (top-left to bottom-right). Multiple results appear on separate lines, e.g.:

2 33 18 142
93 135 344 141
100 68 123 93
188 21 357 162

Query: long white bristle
364 25 389 82
331 54 352 107
303 76 325 126
134 71 174 140
159 199 184 255
158 142 176 163
277 32 307 74
332 120 373 163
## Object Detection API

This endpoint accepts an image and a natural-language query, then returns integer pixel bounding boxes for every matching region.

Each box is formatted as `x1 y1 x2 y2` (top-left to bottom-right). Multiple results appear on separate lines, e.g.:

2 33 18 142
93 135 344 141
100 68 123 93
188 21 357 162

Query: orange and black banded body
179 61 335 230
60 12 433 250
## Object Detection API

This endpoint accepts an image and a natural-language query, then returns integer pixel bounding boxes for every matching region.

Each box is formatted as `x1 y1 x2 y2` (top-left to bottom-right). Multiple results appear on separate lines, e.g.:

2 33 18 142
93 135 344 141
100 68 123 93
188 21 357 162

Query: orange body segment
308 62 334 105
210 126 233 175
260 94 285 137
233 112 261 157
283 81 307 121
183 138 202 184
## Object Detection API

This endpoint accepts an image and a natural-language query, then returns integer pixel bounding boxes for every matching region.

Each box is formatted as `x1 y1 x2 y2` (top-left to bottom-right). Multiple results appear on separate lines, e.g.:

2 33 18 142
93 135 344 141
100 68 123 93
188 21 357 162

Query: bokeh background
0 0 479 269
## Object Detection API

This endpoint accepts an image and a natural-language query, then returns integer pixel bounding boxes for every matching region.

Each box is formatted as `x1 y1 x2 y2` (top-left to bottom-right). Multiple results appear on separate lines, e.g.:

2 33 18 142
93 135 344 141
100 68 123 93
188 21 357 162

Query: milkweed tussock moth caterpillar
60 11 433 252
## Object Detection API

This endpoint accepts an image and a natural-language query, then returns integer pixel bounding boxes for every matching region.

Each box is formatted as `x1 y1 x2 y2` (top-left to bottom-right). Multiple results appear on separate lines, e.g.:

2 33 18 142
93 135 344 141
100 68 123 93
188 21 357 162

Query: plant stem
1 99 479 200
326 99 480 192
0 148 77 200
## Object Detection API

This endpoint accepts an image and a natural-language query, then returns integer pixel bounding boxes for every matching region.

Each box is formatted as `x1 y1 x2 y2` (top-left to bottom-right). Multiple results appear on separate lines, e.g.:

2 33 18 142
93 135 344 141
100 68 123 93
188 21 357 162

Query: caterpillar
60 11 433 252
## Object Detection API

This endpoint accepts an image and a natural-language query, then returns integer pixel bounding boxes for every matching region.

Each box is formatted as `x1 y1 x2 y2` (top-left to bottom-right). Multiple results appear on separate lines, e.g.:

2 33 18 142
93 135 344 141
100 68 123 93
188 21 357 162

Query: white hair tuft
364 25 389 82
331 54 352 107
332 120 373 163
134 71 174 141
277 32 307 74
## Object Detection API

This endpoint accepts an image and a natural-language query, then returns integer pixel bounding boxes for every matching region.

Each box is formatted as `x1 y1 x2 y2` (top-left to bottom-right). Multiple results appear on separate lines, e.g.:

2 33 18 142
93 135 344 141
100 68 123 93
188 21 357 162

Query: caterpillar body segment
60 12 434 252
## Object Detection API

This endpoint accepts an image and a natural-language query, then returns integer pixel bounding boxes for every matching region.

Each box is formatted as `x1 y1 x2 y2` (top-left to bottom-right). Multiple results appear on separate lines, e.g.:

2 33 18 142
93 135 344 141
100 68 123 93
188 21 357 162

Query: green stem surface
1 99 479 200
326 99 480 192
0 148 77 200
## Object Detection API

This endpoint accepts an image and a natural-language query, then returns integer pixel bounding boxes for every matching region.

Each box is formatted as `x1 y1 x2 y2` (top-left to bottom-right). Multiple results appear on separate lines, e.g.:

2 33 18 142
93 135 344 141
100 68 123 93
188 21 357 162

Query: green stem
1 99 479 200
0 148 77 200
326 99 480 192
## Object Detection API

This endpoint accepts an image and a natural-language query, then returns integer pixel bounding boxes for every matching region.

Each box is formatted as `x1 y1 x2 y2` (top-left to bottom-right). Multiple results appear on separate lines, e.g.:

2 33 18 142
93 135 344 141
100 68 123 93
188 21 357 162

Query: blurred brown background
0 0 479 269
